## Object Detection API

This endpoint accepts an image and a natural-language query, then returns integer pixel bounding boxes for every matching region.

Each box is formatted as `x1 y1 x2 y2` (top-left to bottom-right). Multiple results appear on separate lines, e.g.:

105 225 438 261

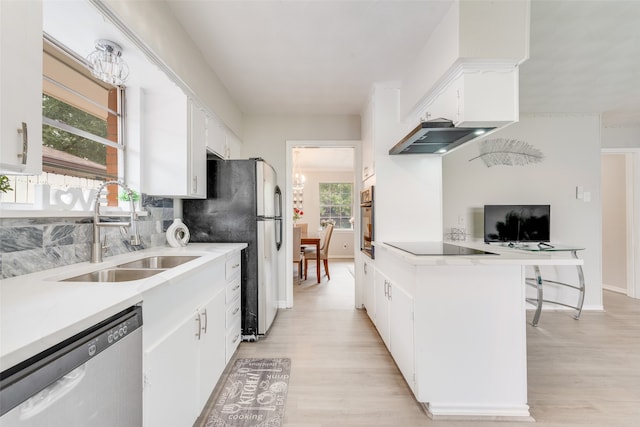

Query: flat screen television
484 205 550 243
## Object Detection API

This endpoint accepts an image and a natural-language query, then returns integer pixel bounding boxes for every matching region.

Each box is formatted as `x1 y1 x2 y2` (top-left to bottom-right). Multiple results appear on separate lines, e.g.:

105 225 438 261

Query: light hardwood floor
197 260 640 427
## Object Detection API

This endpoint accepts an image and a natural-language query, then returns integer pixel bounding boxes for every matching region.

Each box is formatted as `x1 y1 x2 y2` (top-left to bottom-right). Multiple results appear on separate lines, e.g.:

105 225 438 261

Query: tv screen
484 205 550 243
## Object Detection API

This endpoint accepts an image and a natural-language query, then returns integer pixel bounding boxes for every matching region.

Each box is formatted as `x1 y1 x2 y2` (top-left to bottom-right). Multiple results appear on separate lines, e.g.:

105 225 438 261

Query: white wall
602 126 640 149
295 170 355 259
443 113 603 310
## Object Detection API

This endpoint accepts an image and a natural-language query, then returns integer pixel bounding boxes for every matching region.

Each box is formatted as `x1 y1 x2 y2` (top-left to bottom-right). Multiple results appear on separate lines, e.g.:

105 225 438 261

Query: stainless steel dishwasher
0 306 143 426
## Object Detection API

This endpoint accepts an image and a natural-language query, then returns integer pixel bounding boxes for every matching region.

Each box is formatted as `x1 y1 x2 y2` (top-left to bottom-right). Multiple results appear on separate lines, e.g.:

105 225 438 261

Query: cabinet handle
17 122 28 165
232 263 240 269
364 264 367 274
232 306 240 316
232 334 240 344
201 309 208 334
388 282 392 301
232 283 240 291
195 314 202 340
384 280 388 298
193 175 198 192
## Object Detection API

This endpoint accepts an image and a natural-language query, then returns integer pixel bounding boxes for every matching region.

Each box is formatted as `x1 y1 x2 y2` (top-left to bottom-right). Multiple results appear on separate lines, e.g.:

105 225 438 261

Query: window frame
318 182 354 230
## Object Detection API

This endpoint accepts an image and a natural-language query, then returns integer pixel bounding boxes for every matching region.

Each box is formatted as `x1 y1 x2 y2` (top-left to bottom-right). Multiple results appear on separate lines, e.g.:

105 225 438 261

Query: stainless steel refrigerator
183 158 282 339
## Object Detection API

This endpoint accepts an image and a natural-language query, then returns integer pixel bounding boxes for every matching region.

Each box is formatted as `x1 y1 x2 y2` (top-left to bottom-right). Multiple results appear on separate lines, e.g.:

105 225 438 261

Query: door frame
601 148 639 298
283 140 362 309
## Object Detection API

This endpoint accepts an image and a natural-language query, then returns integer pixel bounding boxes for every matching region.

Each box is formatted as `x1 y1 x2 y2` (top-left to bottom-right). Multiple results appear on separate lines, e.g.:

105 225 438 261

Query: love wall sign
34 184 97 211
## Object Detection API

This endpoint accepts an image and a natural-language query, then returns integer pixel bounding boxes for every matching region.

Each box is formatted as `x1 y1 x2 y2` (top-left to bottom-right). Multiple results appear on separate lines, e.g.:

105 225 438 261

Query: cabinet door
188 100 207 198
374 270 391 350
197 290 226 411
206 118 227 159
0 0 42 174
144 310 200 427
390 283 415 391
141 84 188 196
363 259 376 322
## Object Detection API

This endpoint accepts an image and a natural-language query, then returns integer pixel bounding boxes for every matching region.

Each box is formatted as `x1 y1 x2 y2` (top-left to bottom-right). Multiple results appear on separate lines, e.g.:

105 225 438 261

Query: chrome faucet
91 180 142 263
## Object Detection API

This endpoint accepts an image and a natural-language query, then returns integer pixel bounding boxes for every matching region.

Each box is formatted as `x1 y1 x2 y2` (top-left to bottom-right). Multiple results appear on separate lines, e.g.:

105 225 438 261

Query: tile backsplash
0 196 174 279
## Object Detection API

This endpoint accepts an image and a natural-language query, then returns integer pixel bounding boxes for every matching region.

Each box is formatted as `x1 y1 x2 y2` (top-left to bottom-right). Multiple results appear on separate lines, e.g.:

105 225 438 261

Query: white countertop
376 241 584 266
0 243 246 371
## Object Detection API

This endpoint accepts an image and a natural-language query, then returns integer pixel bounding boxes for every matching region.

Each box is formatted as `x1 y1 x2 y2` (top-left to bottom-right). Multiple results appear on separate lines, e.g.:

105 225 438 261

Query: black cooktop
385 242 498 256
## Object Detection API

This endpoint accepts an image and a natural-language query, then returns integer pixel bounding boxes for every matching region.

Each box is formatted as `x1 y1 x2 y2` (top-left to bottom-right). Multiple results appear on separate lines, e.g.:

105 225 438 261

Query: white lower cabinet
374 269 391 350
224 251 242 362
373 269 415 390
144 289 225 426
197 291 226 411
363 258 376 323
144 310 200 427
389 283 414 390
142 252 240 427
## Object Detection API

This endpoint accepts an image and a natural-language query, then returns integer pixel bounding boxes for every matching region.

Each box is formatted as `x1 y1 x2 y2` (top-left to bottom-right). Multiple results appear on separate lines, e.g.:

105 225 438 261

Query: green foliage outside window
319 183 353 229
42 94 108 165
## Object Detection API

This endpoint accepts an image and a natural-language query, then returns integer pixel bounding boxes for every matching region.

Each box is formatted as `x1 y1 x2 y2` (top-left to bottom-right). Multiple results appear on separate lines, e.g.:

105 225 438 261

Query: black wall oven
360 186 374 258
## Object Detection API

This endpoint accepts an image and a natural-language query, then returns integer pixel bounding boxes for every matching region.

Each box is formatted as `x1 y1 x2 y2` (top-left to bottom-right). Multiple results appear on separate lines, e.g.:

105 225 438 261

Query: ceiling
166 0 452 116
167 0 640 127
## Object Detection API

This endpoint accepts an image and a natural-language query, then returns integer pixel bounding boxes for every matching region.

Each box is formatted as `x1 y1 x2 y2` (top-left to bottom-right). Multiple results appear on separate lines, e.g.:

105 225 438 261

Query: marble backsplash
0 196 174 279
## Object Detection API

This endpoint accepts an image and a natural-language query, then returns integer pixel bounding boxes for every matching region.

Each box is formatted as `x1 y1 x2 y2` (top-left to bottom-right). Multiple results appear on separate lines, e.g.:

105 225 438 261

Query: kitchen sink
62 268 164 283
116 255 200 269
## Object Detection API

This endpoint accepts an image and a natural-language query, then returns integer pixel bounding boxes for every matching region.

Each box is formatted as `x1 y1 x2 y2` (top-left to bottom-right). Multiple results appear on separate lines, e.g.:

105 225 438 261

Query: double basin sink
62 255 200 283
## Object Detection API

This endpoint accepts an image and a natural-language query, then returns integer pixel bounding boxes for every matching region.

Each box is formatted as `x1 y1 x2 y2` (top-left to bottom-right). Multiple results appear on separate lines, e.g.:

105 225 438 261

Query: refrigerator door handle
275 217 283 251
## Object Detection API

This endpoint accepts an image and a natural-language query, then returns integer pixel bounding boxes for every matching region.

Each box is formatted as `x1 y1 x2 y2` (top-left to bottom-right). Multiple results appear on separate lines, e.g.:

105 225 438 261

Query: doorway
601 150 638 298
284 140 361 309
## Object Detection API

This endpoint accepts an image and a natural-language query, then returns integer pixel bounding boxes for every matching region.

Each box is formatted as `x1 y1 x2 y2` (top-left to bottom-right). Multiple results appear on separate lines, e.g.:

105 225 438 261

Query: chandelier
292 150 306 191
87 39 129 86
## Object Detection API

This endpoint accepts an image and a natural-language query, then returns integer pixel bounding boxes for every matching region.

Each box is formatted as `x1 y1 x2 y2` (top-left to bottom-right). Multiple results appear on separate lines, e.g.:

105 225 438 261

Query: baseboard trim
422 402 534 422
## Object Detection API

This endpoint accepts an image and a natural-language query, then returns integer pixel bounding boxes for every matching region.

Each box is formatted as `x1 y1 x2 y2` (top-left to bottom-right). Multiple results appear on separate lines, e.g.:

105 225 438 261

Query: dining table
300 235 321 284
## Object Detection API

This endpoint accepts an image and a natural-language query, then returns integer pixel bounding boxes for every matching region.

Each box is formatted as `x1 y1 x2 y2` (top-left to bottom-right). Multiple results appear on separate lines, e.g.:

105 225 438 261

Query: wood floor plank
196 260 640 427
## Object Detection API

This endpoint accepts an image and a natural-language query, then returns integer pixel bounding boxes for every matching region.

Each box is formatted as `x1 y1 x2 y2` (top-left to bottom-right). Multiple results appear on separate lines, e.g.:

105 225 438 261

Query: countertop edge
377 242 584 266
0 243 247 371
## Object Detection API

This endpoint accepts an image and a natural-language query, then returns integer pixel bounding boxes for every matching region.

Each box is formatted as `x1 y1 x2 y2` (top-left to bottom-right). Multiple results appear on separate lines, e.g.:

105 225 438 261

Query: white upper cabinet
0 0 43 174
191 100 230 160
140 83 206 198
415 69 519 129
188 99 207 197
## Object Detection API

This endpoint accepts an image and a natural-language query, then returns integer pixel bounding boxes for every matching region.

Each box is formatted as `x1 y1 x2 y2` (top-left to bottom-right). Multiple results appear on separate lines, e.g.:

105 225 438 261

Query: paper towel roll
166 218 190 247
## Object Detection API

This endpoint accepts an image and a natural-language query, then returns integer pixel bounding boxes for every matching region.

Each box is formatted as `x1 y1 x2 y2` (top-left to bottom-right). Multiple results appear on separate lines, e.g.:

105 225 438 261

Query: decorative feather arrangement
469 138 544 167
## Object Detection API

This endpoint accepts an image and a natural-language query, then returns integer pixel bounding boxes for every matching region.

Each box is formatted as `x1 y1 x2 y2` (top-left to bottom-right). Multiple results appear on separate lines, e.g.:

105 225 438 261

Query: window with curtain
319 182 353 229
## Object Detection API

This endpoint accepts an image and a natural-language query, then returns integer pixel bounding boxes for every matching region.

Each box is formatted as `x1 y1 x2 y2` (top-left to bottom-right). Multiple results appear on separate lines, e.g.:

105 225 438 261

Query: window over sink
2 36 125 207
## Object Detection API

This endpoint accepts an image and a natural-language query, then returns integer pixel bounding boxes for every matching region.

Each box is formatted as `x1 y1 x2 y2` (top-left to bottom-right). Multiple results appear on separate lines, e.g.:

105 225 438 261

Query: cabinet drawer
225 319 242 364
226 298 241 329
225 277 241 304
225 253 241 280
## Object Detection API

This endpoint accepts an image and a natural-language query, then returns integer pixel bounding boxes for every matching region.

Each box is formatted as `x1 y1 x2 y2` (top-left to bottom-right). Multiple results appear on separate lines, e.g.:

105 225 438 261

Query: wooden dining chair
295 223 308 235
304 223 334 281
292 227 304 283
